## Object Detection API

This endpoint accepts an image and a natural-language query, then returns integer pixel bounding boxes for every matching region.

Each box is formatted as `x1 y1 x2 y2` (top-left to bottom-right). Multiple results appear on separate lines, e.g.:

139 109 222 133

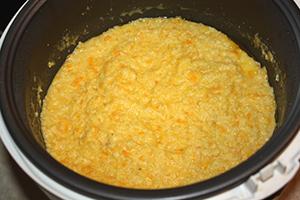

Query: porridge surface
41 18 276 189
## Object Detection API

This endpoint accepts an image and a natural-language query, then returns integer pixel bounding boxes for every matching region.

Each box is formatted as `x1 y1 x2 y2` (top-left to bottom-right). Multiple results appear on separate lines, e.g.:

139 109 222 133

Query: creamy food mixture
41 18 276 189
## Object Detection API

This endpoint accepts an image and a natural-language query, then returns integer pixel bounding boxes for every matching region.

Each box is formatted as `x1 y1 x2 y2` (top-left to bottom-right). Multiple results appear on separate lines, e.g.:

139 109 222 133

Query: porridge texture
41 18 276 189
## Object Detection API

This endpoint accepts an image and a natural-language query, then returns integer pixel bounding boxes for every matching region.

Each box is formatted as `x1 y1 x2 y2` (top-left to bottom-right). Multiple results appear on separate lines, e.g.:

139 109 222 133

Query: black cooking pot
0 0 300 199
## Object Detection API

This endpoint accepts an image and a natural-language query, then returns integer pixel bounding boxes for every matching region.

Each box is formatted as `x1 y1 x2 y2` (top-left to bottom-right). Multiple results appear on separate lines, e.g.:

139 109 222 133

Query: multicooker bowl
0 0 300 199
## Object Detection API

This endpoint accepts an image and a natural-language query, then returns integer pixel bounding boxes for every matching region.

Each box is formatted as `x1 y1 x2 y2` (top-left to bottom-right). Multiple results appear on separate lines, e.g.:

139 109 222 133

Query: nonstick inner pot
0 0 300 199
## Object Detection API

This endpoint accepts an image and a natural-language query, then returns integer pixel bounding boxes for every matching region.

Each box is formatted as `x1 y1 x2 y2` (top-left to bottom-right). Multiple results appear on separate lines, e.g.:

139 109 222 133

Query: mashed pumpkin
41 18 276 189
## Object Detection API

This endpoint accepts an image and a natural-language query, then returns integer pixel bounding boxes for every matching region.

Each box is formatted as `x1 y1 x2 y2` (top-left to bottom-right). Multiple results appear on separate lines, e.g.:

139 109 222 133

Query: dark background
0 0 26 32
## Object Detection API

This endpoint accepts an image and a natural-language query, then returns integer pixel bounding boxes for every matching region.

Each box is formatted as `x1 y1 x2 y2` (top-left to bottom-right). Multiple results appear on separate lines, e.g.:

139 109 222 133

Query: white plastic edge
0 1 299 200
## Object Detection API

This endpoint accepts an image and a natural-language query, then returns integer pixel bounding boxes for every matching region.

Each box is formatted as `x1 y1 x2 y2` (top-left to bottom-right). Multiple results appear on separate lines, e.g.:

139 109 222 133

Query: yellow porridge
41 18 276 189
